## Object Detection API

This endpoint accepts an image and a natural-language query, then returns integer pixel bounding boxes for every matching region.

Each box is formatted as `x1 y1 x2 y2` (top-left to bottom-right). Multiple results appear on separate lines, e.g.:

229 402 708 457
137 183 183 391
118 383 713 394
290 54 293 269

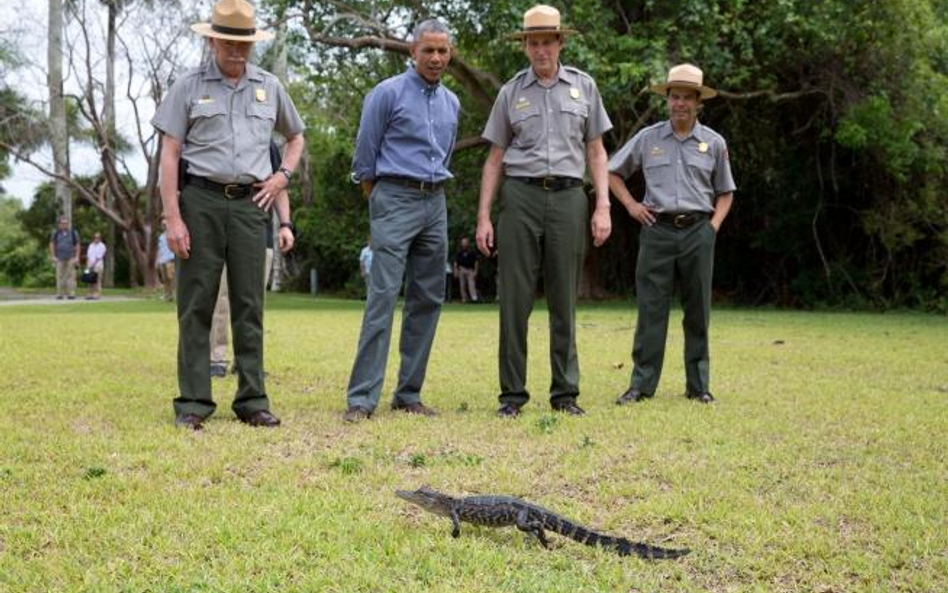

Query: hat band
523 26 561 32
211 23 257 37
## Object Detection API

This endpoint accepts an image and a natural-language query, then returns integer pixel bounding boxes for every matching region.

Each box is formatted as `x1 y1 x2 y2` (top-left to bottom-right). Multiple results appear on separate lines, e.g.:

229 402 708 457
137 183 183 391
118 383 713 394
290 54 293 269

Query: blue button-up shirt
352 68 460 183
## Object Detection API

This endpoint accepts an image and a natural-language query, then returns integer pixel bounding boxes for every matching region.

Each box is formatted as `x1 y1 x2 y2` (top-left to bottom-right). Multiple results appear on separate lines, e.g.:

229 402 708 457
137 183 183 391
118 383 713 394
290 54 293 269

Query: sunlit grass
1 295 946 592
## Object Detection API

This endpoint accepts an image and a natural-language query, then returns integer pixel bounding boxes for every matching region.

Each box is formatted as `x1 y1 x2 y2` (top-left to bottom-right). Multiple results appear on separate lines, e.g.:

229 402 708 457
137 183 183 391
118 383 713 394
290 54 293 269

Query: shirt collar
523 63 570 88
407 67 441 95
660 119 705 142
202 60 263 84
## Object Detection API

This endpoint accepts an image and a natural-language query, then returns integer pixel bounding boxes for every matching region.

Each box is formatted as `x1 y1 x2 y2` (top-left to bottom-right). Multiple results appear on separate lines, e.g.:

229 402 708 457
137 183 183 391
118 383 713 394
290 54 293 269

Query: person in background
453 235 479 303
48 216 80 300
156 229 176 302
84 232 107 300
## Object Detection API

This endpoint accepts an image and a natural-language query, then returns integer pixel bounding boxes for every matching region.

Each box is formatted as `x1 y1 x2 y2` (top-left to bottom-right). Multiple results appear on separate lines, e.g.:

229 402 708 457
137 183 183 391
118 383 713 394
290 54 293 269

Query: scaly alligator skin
395 486 690 560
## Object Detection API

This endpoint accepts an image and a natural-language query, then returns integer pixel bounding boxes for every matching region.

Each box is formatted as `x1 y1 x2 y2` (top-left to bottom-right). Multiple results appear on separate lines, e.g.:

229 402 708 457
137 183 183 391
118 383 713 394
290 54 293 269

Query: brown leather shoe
391 401 437 416
551 400 586 416
343 406 372 423
686 392 715 404
496 403 522 418
616 388 653 405
174 413 204 431
239 410 281 427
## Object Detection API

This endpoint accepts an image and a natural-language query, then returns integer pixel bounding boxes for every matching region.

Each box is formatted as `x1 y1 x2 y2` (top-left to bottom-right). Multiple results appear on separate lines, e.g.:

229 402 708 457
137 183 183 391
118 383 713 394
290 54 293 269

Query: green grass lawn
1 294 946 592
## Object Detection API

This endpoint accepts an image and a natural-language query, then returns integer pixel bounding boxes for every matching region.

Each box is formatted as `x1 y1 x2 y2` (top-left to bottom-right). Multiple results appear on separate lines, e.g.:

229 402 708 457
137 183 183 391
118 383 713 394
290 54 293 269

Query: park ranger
476 5 612 418
152 0 304 430
608 63 735 406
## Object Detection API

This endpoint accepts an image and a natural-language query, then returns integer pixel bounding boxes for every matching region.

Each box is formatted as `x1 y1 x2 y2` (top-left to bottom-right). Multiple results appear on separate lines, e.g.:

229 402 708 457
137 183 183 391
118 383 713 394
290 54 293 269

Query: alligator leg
515 509 551 548
449 509 461 538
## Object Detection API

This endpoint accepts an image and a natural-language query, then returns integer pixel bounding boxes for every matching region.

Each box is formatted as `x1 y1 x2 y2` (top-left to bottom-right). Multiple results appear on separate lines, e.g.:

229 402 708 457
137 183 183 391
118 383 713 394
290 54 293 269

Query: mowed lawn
1 294 946 592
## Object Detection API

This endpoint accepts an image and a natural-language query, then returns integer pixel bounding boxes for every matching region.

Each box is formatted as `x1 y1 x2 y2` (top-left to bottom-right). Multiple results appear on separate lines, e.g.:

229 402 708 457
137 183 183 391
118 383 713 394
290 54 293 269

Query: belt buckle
419 180 430 192
223 184 240 200
542 177 555 191
673 213 689 228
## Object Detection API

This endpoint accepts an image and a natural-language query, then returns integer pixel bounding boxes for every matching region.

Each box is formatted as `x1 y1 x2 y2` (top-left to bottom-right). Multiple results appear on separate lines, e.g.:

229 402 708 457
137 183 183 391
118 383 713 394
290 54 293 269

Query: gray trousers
55 259 76 297
346 180 448 411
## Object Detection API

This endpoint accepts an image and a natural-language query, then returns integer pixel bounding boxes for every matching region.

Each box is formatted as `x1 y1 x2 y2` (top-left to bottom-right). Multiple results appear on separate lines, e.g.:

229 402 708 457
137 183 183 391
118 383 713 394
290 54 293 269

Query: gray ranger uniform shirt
151 59 304 184
482 65 612 179
608 120 736 213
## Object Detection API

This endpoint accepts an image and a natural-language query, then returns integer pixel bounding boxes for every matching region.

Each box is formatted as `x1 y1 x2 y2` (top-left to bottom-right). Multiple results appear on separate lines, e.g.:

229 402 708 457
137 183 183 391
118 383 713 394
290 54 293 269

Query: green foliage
0 196 46 286
274 0 948 308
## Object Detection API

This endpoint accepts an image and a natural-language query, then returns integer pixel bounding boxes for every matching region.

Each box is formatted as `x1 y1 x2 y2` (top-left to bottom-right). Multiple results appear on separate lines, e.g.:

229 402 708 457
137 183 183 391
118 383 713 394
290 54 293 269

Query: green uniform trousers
173 184 269 419
630 217 716 396
497 178 588 406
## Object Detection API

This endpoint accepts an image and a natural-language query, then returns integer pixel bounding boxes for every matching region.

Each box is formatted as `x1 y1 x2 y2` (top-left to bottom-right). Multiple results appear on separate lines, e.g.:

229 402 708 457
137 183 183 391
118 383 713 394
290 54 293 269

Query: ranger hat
508 5 578 39
191 0 274 43
650 63 717 99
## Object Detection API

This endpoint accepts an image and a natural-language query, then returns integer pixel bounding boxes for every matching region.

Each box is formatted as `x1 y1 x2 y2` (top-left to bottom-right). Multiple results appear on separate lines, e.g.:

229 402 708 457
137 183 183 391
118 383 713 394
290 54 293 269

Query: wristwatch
279 221 294 233
278 167 292 182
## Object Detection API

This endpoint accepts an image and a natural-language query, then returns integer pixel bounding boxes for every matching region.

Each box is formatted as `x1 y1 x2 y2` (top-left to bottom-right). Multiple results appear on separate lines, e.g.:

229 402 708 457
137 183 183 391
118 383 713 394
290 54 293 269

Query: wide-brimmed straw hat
650 64 717 99
190 0 274 43
507 5 578 40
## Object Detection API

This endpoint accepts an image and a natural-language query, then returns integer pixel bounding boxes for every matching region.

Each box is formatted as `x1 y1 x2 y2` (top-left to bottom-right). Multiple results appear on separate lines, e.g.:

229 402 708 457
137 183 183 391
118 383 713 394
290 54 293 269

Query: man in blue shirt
344 19 460 422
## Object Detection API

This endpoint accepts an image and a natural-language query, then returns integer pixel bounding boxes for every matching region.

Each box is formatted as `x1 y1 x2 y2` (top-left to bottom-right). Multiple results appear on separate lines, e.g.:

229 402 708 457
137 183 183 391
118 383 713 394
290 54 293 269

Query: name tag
197 96 215 105
515 97 531 110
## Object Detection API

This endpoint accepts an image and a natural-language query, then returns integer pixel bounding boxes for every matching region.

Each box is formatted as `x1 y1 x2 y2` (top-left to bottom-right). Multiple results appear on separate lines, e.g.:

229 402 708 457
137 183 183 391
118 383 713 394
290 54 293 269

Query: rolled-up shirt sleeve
608 132 644 179
481 86 512 149
351 85 393 181
713 139 737 195
151 78 191 143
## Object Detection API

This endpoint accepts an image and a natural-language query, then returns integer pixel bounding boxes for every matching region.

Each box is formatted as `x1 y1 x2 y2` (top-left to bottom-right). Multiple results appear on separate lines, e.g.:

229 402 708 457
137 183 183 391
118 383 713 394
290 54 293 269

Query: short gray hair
412 19 452 44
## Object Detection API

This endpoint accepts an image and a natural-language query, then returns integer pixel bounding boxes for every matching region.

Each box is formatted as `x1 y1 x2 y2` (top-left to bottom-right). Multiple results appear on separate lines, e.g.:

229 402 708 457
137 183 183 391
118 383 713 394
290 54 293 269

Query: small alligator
395 486 690 560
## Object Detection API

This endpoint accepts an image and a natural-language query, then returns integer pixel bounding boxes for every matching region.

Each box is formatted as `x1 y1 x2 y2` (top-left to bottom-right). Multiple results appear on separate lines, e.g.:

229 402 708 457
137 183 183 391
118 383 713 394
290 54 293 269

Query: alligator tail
545 514 690 560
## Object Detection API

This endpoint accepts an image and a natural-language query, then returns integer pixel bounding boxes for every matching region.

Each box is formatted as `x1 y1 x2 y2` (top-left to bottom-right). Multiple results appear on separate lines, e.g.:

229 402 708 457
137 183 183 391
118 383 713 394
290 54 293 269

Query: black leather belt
377 176 445 192
510 176 584 191
655 211 709 229
186 175 255 199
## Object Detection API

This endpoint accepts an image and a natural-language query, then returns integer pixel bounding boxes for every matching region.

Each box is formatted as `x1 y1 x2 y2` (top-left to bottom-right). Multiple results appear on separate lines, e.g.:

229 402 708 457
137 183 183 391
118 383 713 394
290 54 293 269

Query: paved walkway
0 287 141 306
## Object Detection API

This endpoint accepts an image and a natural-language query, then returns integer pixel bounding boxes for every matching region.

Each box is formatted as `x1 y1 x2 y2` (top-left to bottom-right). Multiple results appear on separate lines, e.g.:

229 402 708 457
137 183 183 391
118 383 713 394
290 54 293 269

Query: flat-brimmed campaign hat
650 64 717 99
507 5 578 39
191 0 274 43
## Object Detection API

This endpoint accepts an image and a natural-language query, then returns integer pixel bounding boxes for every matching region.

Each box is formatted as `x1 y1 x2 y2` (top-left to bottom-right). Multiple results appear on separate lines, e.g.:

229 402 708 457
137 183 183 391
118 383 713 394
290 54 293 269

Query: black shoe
239 409 281 427
551 400 586 416
210 363 227 378
496 403 521 418
174 413 204 431
343 406 372 423
616 388 653 405
686 392 715 404
55 295 64 300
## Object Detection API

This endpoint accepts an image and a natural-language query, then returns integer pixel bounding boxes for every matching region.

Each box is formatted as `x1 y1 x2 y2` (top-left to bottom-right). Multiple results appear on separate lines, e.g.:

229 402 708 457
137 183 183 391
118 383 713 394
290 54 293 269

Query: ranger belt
376 176 445 192
186 175 255 199
510 176 584 191
655 211 709 229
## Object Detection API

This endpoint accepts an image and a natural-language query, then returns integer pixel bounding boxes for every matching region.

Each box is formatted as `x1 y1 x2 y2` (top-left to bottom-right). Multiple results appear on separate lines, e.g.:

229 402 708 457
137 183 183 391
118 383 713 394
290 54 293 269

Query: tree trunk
270 22 289 292
48 0 71 221
103 0 117 288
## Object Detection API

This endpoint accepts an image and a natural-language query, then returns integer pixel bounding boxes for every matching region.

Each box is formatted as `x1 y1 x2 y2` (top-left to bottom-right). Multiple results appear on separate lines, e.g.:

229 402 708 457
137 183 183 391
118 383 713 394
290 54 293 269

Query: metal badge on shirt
255 88 266 102
698 142 709 153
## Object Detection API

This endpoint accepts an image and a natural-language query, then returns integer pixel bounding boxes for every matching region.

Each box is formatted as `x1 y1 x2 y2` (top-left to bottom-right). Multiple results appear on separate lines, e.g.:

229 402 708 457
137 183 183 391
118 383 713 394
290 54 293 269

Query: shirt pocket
560 102 589 139
683 152 714 190
643 154 673 190
188 101 228 144
510 106 542 149
247 101 277 142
